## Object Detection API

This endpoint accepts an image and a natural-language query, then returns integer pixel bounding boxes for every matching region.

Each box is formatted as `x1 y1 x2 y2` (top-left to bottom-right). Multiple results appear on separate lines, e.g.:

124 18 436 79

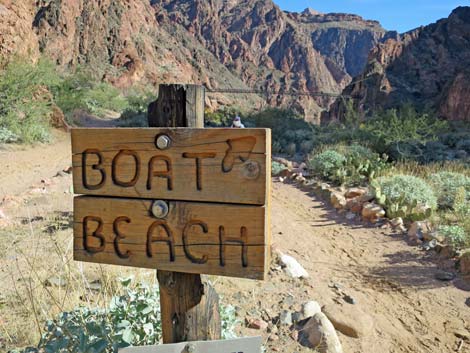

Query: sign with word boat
72 128 271 279
72 128 270 205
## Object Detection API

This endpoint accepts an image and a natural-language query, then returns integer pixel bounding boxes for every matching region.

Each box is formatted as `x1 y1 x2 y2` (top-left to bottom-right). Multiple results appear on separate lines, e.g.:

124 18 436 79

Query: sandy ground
1 130 469 352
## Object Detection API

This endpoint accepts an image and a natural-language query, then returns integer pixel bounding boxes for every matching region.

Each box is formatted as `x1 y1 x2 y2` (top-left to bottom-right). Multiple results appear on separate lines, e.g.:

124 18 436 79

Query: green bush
271 161 287 176
0 58 61 143
0 127 19 143
373 175 437 220
428 172 470 209
308 150 346 183
438 225 468 249
309 145 389 185
15 278 238 353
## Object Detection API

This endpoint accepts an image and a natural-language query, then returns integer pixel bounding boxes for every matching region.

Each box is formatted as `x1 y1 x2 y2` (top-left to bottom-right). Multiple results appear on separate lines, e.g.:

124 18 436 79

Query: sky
275 0 469 33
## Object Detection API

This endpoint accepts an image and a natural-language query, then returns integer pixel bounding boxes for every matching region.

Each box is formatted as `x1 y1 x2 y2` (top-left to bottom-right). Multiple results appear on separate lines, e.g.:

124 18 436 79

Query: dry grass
0 210 155 351
380 160 470 179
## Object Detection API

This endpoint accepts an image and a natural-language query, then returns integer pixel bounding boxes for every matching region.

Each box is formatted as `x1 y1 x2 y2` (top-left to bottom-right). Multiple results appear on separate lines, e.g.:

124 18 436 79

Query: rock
408 221 432 241
357 191 375 203
282 295 295 307
420 239 438 251
298 313 343 353
268 334 279 341
465 298 470 307
290 330 299 341
346 197 363 213
302 301 322 318
320 183 333 198
322 304 374 338
280 310 293 326
458 250 470 275
330 192 347 209
278 253 309 278
345 187 367 199
45 276 67 288
278 176 285 183
292 311 304 322
361 203 385 223
345 212 356 220
390 217 403 228
273 157 293 169
246 318 268 330
434 270 456 281
438 245 457 259
343 295 356 305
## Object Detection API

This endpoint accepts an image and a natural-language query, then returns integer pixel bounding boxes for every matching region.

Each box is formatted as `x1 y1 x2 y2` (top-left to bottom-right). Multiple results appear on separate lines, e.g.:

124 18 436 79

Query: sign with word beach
72 128 271 280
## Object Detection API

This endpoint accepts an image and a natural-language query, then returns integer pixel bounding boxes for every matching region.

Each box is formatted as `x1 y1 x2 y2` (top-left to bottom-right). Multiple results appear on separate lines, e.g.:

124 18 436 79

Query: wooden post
147 84 222 343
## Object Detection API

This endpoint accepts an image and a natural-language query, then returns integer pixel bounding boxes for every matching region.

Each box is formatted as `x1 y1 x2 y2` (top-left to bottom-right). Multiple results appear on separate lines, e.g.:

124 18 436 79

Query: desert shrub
272 161 287 176
311 145 389 185
14 278 238 353
373 175 437 220
244 108 315 154
0 127 19 143
82 83 129 116
438 225 468 249
117 87 154 127
0 58 61 143
428 172 470 209
205 106 240 127
285 142 297 156
364 105 448 148
456 139 470 153
308 150 346 183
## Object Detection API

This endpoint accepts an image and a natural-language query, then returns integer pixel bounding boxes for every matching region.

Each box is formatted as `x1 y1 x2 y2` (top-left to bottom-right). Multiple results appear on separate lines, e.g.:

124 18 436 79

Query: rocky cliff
154 0 391 121
327 6 470 123
0 0 392 121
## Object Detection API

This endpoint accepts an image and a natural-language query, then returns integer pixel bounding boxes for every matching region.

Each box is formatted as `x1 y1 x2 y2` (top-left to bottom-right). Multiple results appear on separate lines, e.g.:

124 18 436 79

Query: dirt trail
1 132 469 352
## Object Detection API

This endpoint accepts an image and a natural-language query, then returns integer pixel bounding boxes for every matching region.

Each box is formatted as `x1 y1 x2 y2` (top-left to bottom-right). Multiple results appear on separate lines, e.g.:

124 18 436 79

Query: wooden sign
118 337 262 353
72 128 270 205
74 196 268 279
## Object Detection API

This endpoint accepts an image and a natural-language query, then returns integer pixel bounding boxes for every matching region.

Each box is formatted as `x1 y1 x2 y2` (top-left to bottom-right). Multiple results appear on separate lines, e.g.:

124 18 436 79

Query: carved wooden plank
74 196 268 279
71 128 270 205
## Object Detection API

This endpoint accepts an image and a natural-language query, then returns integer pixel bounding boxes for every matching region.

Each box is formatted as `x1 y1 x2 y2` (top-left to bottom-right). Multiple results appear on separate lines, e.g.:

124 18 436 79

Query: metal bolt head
241 160 260 180
156 134 171 150
151 200 169 219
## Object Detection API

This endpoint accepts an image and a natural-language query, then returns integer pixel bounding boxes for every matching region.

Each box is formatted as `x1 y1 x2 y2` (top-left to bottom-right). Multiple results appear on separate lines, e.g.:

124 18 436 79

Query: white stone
279 253 309 278
302 301 322 318
298 313 343 353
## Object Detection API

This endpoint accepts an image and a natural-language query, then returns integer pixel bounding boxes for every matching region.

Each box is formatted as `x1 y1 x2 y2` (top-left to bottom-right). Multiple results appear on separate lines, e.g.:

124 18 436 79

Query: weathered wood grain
74 196 268 279
72 128 270 205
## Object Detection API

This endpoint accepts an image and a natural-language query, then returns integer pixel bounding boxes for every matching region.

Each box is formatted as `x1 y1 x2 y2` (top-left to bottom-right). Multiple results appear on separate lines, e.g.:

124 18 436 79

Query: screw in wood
151 200 169 219
241 160 260 180
155 134 171 150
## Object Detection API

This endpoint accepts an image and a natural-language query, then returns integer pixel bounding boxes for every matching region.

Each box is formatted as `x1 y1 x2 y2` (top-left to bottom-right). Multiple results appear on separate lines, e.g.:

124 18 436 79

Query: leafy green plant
373 175 437 220
271 161 287 176
0 57 61 143
438 225 468 249
15 277 239 353
428 172 470 209
308 150 346 183
0 127 19 143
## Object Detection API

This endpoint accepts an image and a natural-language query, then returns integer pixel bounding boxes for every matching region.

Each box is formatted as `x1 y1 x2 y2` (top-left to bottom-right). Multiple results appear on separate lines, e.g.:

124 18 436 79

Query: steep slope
1 0 392 121
154 0 391 121
327 6 470 123
0 0 40 62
